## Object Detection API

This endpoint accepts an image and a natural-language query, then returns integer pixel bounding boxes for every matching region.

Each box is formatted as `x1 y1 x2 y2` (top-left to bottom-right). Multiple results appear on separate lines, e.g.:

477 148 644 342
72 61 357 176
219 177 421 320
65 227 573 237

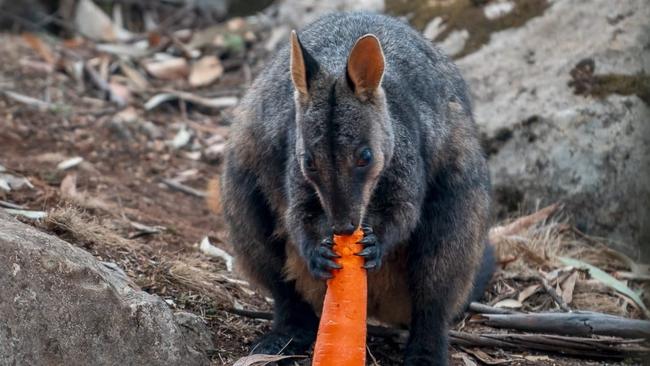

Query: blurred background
0 1 648 365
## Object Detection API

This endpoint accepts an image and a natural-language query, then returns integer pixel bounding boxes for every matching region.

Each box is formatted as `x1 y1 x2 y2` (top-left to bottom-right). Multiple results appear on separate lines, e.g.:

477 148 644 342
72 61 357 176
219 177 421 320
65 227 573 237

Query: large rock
456 0 650 258
0 210 210 366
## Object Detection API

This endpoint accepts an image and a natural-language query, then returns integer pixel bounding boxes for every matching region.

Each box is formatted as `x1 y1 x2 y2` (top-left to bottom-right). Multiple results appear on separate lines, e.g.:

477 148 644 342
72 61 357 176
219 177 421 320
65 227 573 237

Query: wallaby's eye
356 148 373 168
304 153 316 172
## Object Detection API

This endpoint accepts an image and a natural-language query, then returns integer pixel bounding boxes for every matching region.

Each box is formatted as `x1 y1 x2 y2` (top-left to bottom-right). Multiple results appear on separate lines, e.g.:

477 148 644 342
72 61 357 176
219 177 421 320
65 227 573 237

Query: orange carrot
312 228 367 366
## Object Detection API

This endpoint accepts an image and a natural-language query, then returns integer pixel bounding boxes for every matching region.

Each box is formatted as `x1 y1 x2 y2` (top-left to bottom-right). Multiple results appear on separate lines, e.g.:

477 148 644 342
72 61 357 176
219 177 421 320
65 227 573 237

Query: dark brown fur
220 13 494 365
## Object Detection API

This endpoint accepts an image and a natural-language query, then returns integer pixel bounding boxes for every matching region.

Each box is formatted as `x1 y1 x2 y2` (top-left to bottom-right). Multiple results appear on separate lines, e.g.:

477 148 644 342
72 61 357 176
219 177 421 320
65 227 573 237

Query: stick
537 274 571 311
162 179 206 198
475 312 650 339
83 62 127 107
448 331 648 359
227 308 273 320
229 308 650 359
469 302 519 315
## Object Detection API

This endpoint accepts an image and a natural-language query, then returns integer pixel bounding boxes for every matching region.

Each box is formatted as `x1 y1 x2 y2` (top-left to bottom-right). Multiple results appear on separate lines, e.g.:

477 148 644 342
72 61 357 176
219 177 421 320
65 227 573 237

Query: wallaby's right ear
346 34 385 100
290 30 318 98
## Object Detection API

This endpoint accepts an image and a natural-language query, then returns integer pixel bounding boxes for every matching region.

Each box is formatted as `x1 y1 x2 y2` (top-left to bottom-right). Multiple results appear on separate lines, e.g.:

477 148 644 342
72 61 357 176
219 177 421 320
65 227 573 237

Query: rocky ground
0 0 648 365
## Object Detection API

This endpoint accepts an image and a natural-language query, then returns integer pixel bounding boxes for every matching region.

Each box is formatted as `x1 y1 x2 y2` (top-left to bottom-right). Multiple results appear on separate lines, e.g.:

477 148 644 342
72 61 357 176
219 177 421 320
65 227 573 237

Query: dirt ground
0 29 647 366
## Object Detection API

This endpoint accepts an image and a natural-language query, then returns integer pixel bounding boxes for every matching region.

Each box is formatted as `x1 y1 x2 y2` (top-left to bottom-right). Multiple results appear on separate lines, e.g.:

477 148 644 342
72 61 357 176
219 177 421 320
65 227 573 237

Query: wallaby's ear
290 30 318 97
346 34 385 99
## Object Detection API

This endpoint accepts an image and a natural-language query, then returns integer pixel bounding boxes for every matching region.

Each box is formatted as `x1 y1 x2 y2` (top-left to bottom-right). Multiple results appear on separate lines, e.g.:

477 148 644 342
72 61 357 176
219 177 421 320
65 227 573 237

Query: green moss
385 0 549 58
591 74 650 105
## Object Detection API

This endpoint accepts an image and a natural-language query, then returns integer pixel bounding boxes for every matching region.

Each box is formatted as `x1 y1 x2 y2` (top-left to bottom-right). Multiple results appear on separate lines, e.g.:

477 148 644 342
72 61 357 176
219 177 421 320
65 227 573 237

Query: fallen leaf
60 173 78 199
108 80 131 104
168 125 192 149
561 270 579 304
461 348 509 365
143 57 189 80
489 203 559 242
524 355 553 362
199 236 234 272
517 284 541 303
0 173 34 191
74 0 132 41
95 43 149 58
57 156 84 170
118 61 150 91
559 257 650 317
232 354 305 366
22 33 56 65
493 299 523 309
460 354 478 366
189 55 223 87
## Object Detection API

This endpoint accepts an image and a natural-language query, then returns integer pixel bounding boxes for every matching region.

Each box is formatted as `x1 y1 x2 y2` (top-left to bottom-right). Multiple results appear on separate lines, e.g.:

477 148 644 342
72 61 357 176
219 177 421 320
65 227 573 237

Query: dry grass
44 205 140 251
489 204 648 319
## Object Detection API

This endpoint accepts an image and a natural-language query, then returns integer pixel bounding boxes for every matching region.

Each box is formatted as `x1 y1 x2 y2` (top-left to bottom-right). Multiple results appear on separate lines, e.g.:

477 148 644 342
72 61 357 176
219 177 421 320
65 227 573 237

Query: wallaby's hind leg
221 164 318 355
404 188 487 365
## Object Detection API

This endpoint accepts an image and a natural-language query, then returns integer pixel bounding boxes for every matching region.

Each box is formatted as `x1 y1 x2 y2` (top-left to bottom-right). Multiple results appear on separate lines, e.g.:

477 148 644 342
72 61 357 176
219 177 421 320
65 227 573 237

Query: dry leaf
118 62 149 91
108 81 131 104
493 299 523 309
60 173 78 199
561 271 579 304
524 355 553 362
199 236 233 271
489 203 559 242
460 354 478 366
143 58 189 80
22 33 56 65
57 156 84 170
189 55 223 87
232 354 304 366
74 0 132 42
559 256 650 317
517 284 541 303
461 348 510 365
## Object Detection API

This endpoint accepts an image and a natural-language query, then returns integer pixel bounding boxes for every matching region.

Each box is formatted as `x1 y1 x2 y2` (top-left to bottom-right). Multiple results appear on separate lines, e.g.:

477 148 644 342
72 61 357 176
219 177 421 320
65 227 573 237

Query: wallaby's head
290 31 394 235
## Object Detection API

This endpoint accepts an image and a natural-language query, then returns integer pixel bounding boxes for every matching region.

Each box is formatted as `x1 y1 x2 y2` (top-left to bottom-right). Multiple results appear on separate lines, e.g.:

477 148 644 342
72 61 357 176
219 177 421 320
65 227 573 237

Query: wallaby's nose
332 222 356 236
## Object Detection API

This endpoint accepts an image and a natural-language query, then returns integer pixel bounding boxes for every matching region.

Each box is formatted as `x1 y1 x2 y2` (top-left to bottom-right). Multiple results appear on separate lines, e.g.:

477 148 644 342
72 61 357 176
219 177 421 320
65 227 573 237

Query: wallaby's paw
356 224 383 270
250 330 312 357
307 237 342 280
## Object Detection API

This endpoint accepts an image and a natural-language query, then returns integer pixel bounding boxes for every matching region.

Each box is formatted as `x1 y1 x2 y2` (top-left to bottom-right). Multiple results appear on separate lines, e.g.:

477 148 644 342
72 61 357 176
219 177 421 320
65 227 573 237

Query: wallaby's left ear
346 34 385 100
290 30 319 98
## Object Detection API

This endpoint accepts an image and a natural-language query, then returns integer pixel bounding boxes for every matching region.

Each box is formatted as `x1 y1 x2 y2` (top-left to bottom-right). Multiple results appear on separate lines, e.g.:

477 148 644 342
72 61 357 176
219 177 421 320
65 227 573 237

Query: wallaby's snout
332 221 356 236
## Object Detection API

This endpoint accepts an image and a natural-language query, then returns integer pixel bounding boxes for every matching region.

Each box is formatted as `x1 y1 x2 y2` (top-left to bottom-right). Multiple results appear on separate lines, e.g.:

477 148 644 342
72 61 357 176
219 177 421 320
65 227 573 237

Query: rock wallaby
221 12 494 365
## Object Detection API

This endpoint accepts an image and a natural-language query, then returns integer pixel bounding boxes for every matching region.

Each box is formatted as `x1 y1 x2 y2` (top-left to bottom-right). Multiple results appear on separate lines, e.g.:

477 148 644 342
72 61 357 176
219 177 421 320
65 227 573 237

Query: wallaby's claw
355 226 383 271
308 236 342 280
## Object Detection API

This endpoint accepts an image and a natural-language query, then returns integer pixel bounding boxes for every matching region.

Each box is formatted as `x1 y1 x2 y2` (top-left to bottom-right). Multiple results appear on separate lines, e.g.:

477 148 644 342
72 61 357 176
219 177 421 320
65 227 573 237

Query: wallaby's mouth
332 220 357 236
330 208 362 236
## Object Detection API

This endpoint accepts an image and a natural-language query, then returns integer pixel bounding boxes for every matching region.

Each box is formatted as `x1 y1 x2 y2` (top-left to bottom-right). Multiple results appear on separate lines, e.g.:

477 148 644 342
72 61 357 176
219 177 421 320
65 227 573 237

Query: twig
226 308 273 320
448 331 648 359
615 271 650 282
228 308 650 359
1 90 67 112
162 179 206 198
0 200 27 210
83 62 127 107
537 273 571 312
469 302 519 315
474 311 650 339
